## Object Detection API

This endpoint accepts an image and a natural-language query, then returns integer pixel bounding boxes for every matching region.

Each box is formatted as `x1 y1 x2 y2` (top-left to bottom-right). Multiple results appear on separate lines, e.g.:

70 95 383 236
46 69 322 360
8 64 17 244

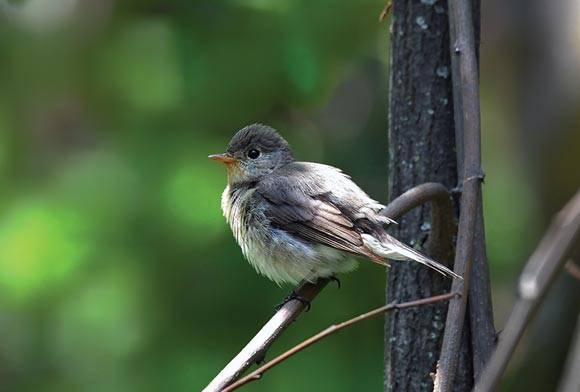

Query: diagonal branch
475 191 580 392
223 292 459 392
434 0 484 390
565 260 580 282
202 280 327 392
203 182 455 392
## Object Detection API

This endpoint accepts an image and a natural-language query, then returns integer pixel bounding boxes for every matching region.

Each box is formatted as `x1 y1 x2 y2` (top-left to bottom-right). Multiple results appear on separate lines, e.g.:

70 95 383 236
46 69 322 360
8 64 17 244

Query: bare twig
557 313 580 392
565 260 580 282
475 191 580 392
378 0 392 23
204 182 455 392
202 280 328 392
433 0 484 390
223 292 459 392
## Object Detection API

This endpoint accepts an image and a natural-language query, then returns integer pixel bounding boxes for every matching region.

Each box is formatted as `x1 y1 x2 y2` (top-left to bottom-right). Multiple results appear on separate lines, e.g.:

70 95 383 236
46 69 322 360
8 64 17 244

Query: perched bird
209 124 460 286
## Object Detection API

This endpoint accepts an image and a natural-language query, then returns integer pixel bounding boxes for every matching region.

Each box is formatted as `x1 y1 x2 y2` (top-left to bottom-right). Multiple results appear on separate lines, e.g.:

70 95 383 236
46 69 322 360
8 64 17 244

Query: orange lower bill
208 153 237 164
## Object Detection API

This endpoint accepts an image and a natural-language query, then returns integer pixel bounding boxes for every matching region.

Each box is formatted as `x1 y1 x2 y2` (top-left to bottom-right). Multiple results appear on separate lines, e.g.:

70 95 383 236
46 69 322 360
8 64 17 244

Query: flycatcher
209 124 460 285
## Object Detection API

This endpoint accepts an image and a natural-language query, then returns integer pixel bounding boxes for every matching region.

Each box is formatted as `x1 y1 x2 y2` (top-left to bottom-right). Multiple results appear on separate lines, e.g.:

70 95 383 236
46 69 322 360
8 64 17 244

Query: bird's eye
247 149 260 159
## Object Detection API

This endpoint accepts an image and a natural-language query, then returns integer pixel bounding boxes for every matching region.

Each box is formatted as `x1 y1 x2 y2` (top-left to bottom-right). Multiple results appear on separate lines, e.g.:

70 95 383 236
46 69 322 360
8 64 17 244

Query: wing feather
256 173 369 258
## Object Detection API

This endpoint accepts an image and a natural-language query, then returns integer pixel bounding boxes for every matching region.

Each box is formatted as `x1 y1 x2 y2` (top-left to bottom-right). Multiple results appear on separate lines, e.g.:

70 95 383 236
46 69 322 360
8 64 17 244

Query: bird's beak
208 153 237 164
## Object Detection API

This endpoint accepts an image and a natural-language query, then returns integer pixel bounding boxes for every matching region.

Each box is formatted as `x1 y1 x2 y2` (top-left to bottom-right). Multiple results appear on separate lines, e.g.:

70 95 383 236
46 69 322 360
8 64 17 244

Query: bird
209 123 460 286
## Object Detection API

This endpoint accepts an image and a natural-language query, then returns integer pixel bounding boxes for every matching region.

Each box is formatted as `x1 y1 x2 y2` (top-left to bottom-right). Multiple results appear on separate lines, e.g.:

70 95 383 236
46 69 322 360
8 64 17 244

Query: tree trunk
384 1 482 390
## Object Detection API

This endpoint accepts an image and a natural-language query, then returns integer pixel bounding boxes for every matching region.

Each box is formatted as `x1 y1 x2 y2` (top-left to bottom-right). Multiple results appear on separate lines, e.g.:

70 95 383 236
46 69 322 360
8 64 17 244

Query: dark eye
247 149 260 159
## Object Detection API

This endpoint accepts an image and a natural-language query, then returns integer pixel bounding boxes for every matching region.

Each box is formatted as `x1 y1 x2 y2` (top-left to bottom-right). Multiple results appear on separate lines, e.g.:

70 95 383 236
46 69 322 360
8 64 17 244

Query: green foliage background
0 0 553 391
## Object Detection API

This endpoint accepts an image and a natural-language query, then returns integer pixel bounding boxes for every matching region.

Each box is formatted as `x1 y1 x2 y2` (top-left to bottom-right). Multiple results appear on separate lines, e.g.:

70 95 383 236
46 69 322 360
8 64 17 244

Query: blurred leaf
154 348 226 392
100 18 184 112
51 150 140 233
480 86 543 279
49 262 147 385
484 165 540 275
1 0 78 32
0 198 90 302
0 114 8 174
232 0 298 13
162 157 225 240
285 37 320 97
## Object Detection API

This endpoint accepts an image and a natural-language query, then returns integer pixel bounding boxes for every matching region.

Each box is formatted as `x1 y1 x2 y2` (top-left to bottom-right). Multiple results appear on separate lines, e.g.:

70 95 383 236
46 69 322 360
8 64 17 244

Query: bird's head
209 124 294 186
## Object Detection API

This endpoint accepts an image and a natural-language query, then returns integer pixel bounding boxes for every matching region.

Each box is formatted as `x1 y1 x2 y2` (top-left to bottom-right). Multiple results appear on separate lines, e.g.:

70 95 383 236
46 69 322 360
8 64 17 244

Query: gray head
209 124 294 186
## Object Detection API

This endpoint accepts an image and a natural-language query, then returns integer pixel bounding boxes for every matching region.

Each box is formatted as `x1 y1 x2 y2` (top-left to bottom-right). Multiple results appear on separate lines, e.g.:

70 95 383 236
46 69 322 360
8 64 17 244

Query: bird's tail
361 233 462 279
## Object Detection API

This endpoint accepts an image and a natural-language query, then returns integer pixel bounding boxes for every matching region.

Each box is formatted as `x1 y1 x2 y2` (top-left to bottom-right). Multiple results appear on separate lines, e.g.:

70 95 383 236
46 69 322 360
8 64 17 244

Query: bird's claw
274 290 311 312
254 351 266 365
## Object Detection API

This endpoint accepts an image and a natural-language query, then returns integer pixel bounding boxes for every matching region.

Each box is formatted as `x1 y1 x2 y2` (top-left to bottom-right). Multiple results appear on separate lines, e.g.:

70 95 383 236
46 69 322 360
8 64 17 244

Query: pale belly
241 226 358 285
221 185 358 285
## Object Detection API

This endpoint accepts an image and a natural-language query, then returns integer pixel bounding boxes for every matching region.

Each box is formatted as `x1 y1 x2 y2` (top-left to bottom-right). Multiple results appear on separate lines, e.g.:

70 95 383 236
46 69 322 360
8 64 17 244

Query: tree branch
466 0 495 377
203 182 455 392
565 260 580 282
474 191 580 392
202 280 328 392
380 182 455 262
433 0 484 389
223 292 459 392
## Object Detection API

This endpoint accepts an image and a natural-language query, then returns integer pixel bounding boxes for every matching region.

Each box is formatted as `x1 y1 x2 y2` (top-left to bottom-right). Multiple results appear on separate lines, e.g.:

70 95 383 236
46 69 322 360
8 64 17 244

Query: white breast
221 185 258 255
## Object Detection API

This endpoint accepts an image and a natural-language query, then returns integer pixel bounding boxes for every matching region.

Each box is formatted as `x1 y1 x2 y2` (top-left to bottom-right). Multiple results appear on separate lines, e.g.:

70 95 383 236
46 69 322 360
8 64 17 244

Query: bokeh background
0 0 578 391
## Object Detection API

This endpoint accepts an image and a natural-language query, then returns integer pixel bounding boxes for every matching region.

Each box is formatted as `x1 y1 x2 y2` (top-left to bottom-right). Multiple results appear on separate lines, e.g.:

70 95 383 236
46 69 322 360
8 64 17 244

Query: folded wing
256 166 388 264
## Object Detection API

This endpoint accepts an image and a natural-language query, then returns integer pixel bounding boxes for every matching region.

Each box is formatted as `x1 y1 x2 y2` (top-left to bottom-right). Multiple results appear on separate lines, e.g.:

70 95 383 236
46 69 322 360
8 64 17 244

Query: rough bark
384 1 473 391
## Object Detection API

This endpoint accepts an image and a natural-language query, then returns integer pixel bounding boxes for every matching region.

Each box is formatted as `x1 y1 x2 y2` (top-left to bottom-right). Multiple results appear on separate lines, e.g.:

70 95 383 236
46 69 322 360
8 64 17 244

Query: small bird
209 124 460 286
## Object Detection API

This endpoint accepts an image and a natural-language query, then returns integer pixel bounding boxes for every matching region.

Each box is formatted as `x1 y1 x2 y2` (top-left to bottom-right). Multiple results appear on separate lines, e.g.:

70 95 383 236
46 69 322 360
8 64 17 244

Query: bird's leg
274 290 311 312
254 351 267 365
329 275 341 289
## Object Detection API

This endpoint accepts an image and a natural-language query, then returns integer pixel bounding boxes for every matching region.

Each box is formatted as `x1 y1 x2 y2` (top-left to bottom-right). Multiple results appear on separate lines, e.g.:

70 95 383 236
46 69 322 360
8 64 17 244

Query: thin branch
475 191 580 392
378 0 393 23
380 182 455 263
223 292 459 392
565 260 580 282
202 280 328 392
203 182 455 392
434 0 484 389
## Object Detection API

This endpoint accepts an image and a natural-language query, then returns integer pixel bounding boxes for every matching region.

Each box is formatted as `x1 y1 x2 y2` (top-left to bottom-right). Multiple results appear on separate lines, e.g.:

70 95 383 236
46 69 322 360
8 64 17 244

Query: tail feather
361 233 462 279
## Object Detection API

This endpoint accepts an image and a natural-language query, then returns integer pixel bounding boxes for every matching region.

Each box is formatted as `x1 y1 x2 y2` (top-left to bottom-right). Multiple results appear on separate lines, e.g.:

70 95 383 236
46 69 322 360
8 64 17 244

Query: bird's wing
257 163 458 278
256 164 387 263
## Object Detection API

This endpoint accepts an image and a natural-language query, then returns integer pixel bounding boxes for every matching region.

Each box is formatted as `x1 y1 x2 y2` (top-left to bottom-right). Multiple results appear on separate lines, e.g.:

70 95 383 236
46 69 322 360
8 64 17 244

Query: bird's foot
254 351 267 365
328 276 341 289
274 290 311 312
